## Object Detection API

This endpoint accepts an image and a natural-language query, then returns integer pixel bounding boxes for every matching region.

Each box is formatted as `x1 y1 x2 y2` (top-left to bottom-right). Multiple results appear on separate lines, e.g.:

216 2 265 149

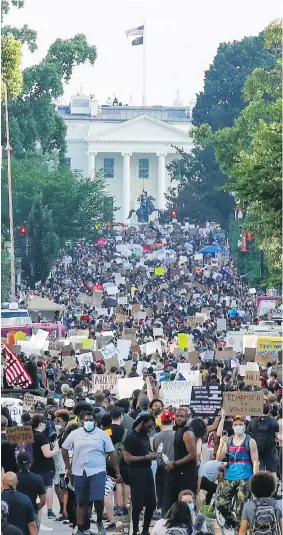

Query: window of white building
104 158 114 179
139 158 149 179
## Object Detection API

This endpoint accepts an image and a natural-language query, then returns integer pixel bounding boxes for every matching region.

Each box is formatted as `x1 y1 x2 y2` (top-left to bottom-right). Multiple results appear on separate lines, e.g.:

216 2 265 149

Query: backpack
165 528 188 535
114 428 128 463
252 499 279 535
250 417 272 454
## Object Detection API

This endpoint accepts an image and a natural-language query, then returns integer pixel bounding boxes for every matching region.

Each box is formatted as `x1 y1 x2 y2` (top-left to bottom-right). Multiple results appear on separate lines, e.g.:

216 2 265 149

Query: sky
5 0 281 107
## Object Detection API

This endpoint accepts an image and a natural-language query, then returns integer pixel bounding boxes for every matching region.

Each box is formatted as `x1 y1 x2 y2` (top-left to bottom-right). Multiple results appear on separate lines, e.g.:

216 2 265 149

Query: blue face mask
188 504 194 512
84 421 95 432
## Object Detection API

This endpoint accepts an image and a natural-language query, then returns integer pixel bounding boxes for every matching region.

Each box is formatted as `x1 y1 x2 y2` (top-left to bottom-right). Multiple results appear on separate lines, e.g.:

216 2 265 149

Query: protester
1 501 24 535
16 453 46 528
1 473 38 535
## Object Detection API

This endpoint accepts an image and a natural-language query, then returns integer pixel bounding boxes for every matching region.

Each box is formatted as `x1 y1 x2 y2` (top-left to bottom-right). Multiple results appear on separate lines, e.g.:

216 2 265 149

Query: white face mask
233 425 245 436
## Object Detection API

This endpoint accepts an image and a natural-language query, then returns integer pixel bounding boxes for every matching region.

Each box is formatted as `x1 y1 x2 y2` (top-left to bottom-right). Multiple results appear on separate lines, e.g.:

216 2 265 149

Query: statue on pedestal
127 190 157 223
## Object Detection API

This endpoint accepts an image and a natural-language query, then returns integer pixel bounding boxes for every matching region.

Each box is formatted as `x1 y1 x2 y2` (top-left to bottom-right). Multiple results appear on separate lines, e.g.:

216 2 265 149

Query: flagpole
4 86 16 300
142 20 146 106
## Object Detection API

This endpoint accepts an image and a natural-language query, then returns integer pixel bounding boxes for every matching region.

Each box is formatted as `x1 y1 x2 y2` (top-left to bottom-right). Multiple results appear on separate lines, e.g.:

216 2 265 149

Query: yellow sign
154 267 165 276
178 333 189 349
81 339 94 350
257 336 282 355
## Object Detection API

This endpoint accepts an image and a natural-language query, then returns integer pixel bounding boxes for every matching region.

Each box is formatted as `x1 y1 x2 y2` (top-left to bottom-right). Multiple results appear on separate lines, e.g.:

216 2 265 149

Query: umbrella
199 245 228 254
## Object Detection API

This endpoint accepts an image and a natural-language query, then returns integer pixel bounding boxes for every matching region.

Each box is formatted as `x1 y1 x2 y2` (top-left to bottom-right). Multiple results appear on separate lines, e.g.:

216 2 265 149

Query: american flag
125 25 144 37
1 341 32 388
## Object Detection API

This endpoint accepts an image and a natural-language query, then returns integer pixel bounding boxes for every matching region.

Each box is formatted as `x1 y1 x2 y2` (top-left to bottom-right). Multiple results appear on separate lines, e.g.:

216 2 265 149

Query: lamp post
4 85 16 300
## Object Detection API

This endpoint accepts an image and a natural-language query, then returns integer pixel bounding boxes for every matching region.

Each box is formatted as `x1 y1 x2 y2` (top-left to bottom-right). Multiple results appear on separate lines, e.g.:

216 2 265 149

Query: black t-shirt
31 431 54 473
110 424 126 445
1 490 34 535
124 430 151 469
1 520 23 535
17 471 46 512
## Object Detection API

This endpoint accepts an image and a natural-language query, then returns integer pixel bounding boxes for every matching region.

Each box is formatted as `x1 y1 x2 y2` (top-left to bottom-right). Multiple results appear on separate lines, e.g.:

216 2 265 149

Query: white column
157 152 167 209
122 152 132 223
86 151 97 179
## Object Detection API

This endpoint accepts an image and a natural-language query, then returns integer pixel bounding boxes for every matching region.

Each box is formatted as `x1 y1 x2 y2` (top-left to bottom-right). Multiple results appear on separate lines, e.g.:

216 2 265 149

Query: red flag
1 341 33 388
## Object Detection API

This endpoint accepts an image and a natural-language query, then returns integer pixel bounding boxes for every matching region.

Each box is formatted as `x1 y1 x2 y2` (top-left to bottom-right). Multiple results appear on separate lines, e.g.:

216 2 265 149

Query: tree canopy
197 21 282 283
167 25 279 231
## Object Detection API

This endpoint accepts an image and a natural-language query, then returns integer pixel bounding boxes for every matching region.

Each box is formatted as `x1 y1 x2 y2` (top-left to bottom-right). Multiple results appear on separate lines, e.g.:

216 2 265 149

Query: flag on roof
125 25 144 37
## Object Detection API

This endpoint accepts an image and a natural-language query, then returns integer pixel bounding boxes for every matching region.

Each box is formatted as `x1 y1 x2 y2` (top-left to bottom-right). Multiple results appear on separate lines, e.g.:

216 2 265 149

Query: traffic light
19 226 28 235
247 232 254 251
171 210 177 218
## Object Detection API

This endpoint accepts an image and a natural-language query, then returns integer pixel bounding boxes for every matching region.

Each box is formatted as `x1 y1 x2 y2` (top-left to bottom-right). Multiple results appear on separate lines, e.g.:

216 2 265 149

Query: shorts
129 466 156 510
72 471 106 505
259 451 279 473
38 471 55 488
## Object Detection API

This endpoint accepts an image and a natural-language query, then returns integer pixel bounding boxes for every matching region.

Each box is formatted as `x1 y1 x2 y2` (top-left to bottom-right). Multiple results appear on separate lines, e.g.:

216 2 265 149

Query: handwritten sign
122 328 136 341
223 391 263 416
187 316 196 329
245 370 260 386
161 381 192 406
62 356 77 371
6 426 34 444
115 314 128 324
100 343 119 360
92 374 118 394
23 394 46 412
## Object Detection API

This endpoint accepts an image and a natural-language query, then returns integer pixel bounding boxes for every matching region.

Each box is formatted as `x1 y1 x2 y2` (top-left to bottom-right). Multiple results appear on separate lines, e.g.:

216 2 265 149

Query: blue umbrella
199 245 228 254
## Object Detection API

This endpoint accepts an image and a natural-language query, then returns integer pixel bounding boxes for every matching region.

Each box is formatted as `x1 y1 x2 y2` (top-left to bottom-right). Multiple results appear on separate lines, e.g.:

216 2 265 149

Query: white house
58 95 194 222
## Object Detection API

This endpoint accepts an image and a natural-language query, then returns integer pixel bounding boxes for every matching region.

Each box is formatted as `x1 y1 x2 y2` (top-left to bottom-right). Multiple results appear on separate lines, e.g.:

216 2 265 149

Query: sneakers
152 511 161 520
106 522 123 531
97 521 106 535
39 526 54 532
47 511 56 519
54 514 68 522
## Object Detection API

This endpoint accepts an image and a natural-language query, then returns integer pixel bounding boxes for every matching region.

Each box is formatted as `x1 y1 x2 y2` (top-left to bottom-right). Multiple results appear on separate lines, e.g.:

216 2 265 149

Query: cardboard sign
115 314 128 324
132 304 141 313
62 356 77 371
161 381 192 406
6 426 34 444
217 319 227 332
245 370 260 386
122 328 136 341
188 351 199 365
145 308 153 318
195 314 205 324
223 391 263 416
92 374 118 394
23 394 47 412
187 317 196 329
190 386 223 417
215 348 234 360
244 348 256 362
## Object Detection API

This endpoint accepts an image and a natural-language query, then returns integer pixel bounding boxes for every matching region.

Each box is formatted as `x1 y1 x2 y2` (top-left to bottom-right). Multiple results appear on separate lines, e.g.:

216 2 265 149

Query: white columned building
59 95 194 222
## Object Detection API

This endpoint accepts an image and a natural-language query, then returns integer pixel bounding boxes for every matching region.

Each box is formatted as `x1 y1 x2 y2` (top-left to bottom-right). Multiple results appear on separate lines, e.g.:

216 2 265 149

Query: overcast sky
5 0 281 106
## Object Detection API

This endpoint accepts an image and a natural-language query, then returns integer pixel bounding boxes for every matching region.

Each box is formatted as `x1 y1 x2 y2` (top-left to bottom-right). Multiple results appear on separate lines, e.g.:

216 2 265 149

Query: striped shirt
225 436 253 481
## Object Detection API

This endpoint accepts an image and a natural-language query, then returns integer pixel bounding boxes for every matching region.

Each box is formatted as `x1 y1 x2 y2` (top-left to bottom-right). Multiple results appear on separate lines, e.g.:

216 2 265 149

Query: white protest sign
117 376 144 398
23 394 47 412
176 370 201 386
161 381 192 406
96 308 109 316
106 285 119 295
92 374 118 394
118 296 128 305
137 361 151 376
217 319 227 332
117 339 132 360
1 398 23 425
153 327 164 337
100 343 120 360
77 352 93 373
145 340 162 356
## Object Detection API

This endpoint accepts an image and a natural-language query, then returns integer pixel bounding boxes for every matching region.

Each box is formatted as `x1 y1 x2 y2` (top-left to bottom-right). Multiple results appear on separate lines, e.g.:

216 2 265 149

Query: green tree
166 30 278 226
1 35 23 99
197 21 282 283
1 154 114 244
22 195 59 287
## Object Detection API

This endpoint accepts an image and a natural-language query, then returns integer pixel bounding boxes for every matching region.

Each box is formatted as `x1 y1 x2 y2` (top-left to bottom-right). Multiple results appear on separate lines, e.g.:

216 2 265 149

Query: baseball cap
64 399 75 408
161 410 174 423
34 401 45 412
232 414 244 423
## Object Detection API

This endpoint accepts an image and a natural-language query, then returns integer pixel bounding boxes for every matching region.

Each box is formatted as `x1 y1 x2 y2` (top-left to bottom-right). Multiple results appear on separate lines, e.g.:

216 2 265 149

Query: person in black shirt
124 413 156 535
1 501 23 535
16 452 46 526
31 414 59 519
162 408 198 516
1 473 36 535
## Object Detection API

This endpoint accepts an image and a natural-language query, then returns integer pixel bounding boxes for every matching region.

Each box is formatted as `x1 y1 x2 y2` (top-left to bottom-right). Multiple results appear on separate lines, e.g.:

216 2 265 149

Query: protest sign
215 348 234 360
115 314 128 324
223 391 263 416
134 311 146 320
145 308 153 318
176 369 201 385
154 267 165 276
153 327 163 338
81 339 94 350
145 340 162 356
23 394 47 412
201 308 210 318
187 317 196 329
122 328 136 341
62 356 77 371
6 426 34 444
117 296 128 305
77 352 93 372
190 386 223 417
245 370 260 386
92 374 118 394
161 381 191 406
100 344 119 360
117 339 132 360
195 314 205 324
132 304 141 313
217 319 227 332
188 351 199 365
244 348 256 362
1 398 23 425
117 377 144 398
178 333 189 350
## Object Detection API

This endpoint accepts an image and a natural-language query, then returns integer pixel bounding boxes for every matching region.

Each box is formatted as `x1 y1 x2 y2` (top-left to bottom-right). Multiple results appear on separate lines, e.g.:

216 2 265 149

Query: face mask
233 425 245 436
153 408 162 416
84 421 95 432
188 503 194 512
55 424 62 433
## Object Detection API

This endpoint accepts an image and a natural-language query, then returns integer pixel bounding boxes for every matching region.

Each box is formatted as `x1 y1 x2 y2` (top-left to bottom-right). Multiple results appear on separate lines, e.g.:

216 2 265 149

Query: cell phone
222 430 228 437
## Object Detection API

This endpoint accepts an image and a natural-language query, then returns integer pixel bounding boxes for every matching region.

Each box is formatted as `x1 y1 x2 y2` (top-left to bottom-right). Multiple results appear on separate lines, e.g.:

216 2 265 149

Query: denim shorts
72 471 106 505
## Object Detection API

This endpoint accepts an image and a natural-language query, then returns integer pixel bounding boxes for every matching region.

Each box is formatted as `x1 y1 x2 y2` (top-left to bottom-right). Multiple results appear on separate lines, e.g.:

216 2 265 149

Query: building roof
58 104 192 123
